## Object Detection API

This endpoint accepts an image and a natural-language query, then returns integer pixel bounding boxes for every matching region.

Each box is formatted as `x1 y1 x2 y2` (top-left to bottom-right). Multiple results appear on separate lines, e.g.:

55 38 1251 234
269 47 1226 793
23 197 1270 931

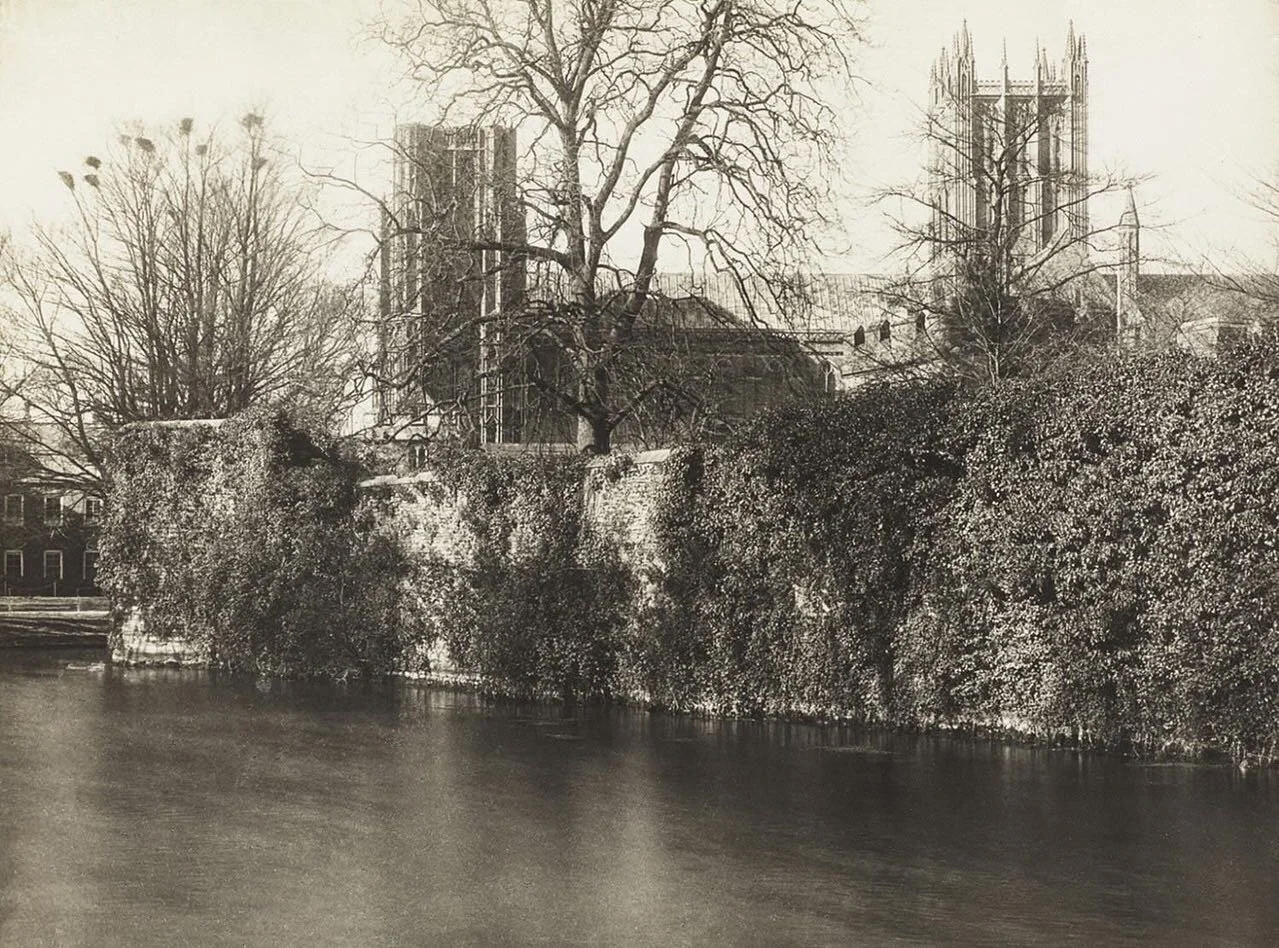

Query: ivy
369 447 634 700
98 344 1279 765
99 409 406 676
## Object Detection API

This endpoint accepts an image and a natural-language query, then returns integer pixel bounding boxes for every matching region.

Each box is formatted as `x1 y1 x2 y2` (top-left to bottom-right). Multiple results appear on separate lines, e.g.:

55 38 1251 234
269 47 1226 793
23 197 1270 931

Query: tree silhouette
0 116 364 491
361 0 861 452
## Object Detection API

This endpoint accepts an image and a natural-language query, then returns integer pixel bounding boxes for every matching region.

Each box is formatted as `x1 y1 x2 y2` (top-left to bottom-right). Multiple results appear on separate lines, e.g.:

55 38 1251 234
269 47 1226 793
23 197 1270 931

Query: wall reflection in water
1 650 1277 946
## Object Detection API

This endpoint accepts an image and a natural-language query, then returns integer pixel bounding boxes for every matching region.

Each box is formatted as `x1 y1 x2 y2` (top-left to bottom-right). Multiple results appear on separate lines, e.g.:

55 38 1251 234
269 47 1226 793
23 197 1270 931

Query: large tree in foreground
371 0 860 452
1 116 364 491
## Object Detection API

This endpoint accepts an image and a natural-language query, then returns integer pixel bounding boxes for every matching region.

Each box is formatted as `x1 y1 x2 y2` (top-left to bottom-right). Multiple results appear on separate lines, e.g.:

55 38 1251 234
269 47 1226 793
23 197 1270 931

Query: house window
853 326 866 347
3 495 23 525
83 550 99 583
44 496 63 525
84 497 103 524
43 550 63 580
879 320 892 342
4 550 22 578
914 310 927 333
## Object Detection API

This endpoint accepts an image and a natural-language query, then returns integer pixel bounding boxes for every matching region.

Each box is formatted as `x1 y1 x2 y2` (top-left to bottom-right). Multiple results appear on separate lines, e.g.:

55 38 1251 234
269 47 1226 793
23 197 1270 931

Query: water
1 648 1277 947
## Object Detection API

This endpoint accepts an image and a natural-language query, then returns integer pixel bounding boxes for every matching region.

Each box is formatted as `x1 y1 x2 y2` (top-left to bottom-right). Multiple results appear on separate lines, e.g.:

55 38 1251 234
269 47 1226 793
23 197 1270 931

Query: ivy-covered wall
895 349 1279 763
101 410 406 676
360 448 635 699
101 344 1279 765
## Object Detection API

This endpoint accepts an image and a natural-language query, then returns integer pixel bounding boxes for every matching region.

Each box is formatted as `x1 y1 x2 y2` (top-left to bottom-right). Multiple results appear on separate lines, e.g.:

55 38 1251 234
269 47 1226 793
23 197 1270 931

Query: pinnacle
1120 187 1139 227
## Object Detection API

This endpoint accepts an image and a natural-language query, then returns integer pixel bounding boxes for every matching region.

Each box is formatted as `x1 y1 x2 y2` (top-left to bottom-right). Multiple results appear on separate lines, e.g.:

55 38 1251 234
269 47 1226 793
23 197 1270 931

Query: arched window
820 359 838 394
879 320 892 342
853 326 866 347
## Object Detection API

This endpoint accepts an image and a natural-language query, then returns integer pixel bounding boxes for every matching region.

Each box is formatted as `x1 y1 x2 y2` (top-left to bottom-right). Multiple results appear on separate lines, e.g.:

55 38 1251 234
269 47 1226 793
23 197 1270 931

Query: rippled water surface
1 647 1277 946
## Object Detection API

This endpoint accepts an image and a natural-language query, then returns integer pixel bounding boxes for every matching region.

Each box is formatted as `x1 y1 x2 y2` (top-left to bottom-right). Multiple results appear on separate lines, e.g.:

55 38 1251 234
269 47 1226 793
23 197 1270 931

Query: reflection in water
1 648 1277 946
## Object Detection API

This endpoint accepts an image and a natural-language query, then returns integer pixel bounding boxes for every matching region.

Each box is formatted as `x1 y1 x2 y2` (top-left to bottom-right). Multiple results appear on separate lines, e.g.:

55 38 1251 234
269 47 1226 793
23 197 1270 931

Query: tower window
853 326 866 347
879 321 892 342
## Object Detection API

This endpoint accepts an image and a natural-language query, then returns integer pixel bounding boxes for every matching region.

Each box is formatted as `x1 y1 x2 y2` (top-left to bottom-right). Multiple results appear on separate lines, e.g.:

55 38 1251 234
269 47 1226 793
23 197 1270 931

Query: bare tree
878 86 1138 385
1200 178 1279 321
0 116 365 491
366 0 861 452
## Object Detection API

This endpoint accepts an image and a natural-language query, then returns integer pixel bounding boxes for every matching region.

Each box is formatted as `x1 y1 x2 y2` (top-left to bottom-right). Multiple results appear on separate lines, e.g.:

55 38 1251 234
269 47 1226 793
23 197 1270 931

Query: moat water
2 647 1277 946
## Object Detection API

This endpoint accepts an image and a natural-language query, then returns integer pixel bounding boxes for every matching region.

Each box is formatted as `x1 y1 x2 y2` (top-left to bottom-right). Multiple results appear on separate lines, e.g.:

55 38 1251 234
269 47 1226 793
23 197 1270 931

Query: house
0 485 100 597
0 437 101 597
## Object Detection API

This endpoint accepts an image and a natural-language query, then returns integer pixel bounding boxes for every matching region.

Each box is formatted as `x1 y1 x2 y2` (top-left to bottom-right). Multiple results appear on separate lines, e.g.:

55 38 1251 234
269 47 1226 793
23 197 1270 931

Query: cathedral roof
652 271 893 337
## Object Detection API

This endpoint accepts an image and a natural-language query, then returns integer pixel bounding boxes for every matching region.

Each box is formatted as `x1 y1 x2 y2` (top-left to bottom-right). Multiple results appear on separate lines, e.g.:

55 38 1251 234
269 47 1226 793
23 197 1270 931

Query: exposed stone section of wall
362 450 673 579
581 449 671 581
111 608 209 666
358 450 673 678
363 472 481 567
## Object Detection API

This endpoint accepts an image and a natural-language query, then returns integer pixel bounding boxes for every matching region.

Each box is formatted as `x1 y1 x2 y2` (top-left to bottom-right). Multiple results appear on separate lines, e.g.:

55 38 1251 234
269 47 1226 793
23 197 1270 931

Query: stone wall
357 450 674 680
360 450 673 577
108 434 676 675
112 608 209 666
581 449 671 580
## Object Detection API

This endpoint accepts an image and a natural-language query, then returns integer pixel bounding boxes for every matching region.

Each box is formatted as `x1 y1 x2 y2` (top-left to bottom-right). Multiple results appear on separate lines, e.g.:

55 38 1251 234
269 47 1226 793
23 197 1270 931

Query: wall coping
361 449 673 489
586 448 672 469
358 471 440 489
120 418 227 430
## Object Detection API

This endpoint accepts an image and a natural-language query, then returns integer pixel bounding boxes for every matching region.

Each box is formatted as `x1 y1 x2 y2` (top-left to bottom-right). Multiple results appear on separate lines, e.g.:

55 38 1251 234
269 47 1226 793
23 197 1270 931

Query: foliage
634 382 972 717
99 409 404 676
101 346 1279 764
899 344 1279 763
1 116 364 493
374 448 634 699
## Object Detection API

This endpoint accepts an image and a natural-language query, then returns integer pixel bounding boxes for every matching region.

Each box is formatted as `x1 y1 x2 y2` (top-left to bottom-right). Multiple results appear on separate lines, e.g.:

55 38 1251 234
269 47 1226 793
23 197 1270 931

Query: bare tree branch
0 117 368 492
355 0 862 452
875 86 1142 385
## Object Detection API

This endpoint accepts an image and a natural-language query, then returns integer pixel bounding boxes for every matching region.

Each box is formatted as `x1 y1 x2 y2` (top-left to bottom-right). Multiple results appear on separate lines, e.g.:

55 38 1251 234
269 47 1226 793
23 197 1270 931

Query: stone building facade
0 486 100 597
0 440 101 598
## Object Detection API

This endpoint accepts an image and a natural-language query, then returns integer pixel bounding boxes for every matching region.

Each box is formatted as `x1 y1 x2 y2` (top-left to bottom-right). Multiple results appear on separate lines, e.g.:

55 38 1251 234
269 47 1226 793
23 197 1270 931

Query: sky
0 0 1276 276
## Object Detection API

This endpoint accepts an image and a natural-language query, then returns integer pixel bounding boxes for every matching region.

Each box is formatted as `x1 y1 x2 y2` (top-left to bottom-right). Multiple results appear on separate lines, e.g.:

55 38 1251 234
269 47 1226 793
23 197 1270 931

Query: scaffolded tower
378 125 525 444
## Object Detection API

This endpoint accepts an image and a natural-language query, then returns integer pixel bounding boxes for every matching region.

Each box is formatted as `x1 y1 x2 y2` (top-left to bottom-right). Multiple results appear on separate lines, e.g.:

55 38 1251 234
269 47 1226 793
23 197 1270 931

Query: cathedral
376 124 526 443
928 22 1089 263
371 24 1278 445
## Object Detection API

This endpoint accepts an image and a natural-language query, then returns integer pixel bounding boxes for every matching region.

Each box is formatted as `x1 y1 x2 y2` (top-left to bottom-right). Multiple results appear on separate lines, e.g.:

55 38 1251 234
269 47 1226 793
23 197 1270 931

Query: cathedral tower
928 23 1089 264
378 125 526 444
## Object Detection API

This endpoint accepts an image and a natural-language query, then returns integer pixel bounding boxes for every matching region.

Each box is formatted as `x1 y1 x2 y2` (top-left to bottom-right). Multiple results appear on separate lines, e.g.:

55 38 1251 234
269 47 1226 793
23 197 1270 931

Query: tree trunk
576 414 611 454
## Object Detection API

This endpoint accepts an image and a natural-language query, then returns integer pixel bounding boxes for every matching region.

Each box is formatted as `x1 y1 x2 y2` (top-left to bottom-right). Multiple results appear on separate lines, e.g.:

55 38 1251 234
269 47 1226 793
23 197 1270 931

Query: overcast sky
0 0 1275 274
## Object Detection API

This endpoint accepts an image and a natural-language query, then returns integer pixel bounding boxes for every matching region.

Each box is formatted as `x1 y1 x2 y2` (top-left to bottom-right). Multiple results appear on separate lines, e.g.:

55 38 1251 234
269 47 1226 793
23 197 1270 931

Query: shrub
635 381 973 719
901 346 1279 760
